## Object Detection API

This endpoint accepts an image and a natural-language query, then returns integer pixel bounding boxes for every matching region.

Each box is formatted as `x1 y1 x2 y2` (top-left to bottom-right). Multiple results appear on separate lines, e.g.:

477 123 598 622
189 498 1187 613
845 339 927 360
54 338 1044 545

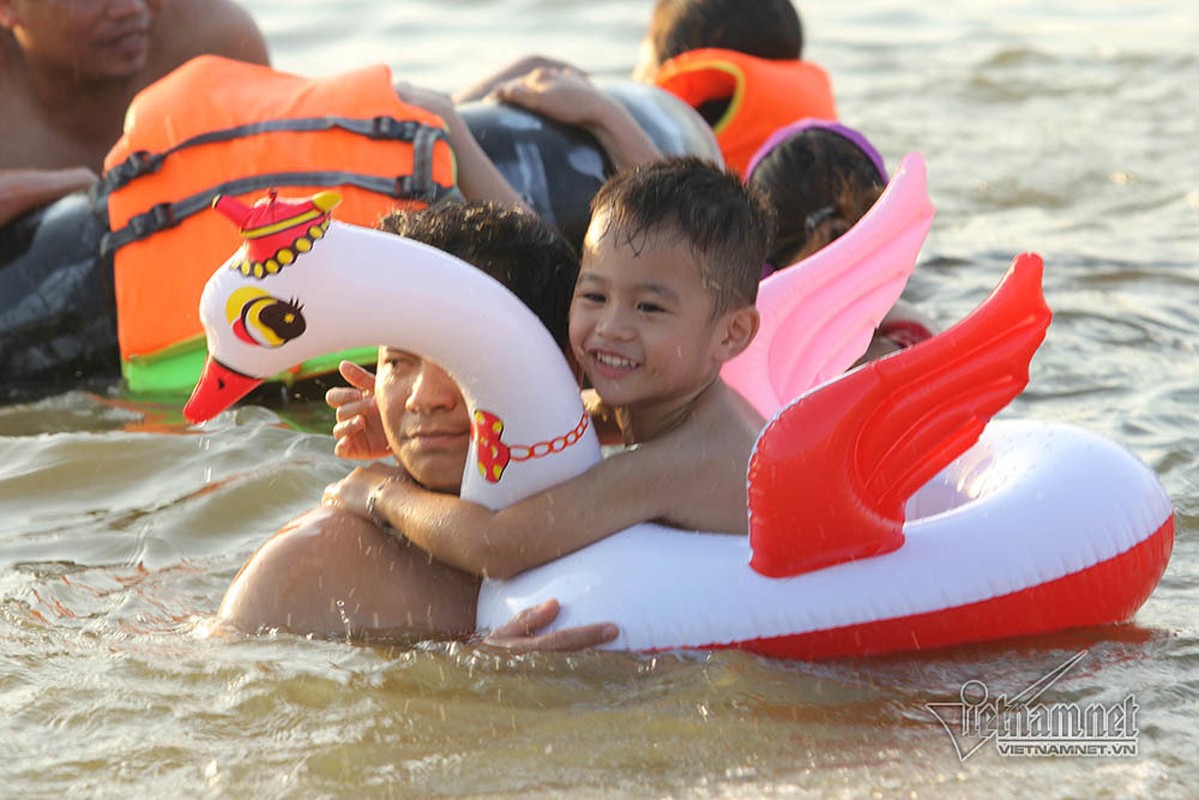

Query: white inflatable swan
184 177 1173 659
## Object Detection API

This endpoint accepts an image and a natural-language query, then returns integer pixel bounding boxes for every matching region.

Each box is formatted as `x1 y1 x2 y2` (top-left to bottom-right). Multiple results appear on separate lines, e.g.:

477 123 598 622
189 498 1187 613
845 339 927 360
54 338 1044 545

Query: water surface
1 1 1196 797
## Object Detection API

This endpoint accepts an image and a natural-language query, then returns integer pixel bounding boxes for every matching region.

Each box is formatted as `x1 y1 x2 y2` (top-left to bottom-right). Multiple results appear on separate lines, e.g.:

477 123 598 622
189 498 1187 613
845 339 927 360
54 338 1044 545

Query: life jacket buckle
101 149 164 193
394 174 437 203
368 116 415 140
128 202 178 238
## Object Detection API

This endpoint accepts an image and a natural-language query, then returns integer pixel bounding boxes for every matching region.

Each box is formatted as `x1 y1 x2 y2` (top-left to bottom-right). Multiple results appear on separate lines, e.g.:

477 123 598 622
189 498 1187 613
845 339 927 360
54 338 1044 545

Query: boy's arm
324 442 684 579
393 82 530 210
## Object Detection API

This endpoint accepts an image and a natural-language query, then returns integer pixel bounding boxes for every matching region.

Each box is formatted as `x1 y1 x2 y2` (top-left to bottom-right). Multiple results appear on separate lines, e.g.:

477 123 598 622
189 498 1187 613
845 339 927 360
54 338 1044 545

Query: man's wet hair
588 156 770 316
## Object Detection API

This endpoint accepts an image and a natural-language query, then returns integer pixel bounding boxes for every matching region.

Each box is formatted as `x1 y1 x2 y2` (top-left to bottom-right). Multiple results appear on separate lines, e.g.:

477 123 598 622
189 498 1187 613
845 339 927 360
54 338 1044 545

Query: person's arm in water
0 168 96 227
493 68 661 173
393 82 529 210
323 402 753 580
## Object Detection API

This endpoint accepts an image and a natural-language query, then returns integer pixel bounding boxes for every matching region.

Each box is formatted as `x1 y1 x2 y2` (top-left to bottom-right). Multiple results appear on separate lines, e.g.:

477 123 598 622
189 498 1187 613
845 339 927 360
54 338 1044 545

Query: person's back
457 0 830 178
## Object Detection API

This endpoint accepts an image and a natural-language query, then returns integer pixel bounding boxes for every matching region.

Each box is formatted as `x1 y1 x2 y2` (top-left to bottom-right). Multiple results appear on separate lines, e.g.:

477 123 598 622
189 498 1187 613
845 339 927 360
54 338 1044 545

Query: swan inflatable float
184 184 1173 660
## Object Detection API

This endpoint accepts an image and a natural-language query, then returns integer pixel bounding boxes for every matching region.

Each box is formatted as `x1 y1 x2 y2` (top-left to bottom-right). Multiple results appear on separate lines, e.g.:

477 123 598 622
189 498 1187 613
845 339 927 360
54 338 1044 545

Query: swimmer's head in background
747 120 887 184
639 0 804 81
746 119 888 274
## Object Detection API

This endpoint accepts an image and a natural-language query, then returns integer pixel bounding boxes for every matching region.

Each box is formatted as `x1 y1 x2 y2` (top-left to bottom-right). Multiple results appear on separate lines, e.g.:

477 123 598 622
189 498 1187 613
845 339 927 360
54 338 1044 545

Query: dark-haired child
333 158 769 579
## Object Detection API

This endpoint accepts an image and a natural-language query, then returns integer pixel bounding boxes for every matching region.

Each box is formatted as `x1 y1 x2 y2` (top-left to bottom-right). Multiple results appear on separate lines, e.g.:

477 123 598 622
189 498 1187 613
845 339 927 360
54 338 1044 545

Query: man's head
634 0 803 82
1 0 158 81
372 201 579 492
573 157 766 408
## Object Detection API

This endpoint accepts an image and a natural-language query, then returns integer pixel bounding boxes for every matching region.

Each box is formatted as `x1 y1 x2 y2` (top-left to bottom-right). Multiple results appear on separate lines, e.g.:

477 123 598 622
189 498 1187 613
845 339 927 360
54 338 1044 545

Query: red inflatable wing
748 253 1052 577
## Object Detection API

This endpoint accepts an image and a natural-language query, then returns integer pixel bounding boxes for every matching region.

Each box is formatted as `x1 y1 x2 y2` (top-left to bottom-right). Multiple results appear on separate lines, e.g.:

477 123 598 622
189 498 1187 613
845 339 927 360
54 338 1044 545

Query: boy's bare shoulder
685 380 764 446
635 381 765 534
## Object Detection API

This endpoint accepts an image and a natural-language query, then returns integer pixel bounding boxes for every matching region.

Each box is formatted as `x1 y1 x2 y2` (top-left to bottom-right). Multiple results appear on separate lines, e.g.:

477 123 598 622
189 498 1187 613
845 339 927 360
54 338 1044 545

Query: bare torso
0 0 269 173
0 43 129 171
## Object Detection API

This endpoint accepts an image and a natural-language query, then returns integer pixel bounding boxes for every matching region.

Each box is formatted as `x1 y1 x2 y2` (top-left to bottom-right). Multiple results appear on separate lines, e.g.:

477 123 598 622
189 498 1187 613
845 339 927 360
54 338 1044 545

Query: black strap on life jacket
99 116 458 256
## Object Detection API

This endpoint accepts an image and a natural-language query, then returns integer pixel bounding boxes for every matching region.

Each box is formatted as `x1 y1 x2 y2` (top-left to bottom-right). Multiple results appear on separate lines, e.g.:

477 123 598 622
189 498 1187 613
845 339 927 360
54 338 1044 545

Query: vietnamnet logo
926 651 1139 760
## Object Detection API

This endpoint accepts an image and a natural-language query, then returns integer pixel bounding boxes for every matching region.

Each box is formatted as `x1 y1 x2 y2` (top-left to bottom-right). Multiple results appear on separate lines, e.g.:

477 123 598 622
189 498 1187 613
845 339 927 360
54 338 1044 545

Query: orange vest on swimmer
654 49 837 176
102 55 458 392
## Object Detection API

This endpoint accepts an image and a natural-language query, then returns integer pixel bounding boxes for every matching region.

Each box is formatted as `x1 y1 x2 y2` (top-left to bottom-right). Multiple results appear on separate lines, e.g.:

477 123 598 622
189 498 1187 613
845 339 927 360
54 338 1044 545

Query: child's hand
482 598 619 653
326 360 392 460
321 462 407 521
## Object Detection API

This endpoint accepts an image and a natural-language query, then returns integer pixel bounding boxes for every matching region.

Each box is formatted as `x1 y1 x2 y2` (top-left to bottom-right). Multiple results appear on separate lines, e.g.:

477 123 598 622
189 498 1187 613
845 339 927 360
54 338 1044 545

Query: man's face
3 0 157 81
375 347 471 494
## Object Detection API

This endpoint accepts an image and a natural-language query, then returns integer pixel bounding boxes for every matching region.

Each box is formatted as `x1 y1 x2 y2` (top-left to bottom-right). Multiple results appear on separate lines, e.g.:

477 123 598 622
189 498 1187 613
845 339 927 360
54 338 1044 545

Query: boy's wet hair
589 156 770 315
377 202 578 354
748 129 885 269
649 0 804 64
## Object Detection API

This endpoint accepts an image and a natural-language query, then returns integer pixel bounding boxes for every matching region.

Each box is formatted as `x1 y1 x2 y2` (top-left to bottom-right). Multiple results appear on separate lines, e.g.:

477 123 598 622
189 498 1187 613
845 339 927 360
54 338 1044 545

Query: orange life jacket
102 55 458 391
654 49 837 176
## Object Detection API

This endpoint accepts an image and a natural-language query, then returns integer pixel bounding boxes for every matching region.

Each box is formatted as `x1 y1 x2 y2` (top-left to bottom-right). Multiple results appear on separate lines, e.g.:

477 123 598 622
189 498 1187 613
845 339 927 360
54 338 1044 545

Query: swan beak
184 356 264 423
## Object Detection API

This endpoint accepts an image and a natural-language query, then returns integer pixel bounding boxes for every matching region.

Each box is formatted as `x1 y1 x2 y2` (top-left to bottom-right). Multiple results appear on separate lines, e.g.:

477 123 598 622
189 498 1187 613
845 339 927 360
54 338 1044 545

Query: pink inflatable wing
722 153 936 418
748 253 1052 578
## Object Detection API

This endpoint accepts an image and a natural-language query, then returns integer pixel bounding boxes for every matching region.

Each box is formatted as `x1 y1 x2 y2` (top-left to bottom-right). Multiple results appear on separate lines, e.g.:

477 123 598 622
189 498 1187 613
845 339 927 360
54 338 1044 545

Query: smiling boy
326 157 770 577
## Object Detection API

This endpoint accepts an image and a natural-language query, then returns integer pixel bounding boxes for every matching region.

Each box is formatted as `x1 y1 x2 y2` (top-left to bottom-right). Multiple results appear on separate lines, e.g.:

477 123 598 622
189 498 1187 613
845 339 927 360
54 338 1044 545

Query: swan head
185 190 343 423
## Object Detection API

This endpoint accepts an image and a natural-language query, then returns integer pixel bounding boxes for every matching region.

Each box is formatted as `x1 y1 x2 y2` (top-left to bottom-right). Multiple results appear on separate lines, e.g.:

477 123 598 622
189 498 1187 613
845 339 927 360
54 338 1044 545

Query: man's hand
326 360 392 460
482 599 619 653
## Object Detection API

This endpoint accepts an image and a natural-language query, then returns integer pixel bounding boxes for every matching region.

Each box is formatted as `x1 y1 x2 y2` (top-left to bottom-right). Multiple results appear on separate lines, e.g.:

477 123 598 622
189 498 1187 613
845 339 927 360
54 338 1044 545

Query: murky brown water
2 0 1196 797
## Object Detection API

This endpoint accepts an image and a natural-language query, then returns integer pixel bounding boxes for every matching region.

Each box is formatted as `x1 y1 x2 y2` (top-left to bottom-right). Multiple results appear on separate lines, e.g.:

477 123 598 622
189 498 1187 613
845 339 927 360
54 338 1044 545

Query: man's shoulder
145 0 270 83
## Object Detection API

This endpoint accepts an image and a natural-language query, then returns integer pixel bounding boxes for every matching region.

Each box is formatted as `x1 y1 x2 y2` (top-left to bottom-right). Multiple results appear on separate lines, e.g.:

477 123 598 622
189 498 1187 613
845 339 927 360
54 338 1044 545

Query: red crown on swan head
213 190 343 280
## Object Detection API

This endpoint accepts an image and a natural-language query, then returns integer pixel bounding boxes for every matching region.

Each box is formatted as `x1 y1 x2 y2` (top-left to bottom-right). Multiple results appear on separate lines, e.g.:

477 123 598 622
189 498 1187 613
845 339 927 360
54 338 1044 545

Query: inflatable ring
0 190 119 400
184 192 1173 659
461 80 721 250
